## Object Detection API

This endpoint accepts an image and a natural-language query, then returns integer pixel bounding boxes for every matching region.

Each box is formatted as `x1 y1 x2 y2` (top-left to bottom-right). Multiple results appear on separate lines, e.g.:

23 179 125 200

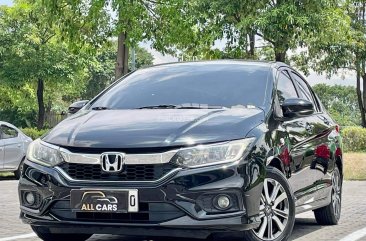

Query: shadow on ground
290 217 323 240
0 175 16 181
87 217 323 241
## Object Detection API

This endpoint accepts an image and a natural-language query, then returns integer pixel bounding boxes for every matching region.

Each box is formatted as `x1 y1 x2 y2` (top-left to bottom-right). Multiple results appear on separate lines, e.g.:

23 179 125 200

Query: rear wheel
313 166 342 225
31 226 92 241
243 168 295 241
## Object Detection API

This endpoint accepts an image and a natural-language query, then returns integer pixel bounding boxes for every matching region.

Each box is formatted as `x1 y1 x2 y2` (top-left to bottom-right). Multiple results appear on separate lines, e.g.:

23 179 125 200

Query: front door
289 72 333 206
273 69 315 194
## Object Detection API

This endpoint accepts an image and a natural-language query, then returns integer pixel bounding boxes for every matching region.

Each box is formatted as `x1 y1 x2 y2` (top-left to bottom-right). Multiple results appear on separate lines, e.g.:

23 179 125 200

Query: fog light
215 195 231 210
25 192 35 205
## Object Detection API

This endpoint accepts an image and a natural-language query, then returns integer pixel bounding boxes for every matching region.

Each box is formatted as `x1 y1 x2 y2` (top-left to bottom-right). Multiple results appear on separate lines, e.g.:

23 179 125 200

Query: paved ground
1 178 365 241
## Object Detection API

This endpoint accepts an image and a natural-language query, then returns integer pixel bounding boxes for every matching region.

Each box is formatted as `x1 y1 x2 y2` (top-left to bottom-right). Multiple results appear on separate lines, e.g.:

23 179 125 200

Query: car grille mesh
59 162 177 181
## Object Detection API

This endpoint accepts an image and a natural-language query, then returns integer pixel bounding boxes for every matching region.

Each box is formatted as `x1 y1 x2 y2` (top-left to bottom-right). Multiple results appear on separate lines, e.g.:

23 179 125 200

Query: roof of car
144 59 289 69
0 121 18 130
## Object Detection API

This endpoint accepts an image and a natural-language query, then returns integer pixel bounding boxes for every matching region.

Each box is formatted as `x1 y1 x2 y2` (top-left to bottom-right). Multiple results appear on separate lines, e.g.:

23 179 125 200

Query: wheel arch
335 155 343 180
268 157 285 174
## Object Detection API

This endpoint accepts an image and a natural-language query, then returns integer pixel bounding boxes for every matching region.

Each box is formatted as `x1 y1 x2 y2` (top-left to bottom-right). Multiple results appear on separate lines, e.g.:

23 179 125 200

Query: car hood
43 108 264 149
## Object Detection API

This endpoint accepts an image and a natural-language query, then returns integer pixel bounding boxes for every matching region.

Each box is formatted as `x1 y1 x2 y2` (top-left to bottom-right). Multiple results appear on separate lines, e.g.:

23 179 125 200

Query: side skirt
295 186 332 214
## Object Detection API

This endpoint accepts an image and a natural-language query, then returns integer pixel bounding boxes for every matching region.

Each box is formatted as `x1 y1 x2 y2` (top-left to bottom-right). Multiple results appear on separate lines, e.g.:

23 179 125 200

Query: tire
242 167 295 241
31 226 92 241
14 158 25 180
313 166 342 225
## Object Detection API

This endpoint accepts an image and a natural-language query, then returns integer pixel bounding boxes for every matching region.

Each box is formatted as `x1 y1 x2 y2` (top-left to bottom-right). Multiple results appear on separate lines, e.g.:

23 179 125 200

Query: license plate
70 189 138 213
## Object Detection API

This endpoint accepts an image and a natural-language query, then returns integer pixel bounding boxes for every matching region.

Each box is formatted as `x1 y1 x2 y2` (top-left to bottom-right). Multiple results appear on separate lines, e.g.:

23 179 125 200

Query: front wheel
243 167 295 241
31 226 92 241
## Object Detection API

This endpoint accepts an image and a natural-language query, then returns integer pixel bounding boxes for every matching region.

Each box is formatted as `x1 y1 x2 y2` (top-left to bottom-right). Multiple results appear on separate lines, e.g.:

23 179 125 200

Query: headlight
172 138 255 168
27 139 64 167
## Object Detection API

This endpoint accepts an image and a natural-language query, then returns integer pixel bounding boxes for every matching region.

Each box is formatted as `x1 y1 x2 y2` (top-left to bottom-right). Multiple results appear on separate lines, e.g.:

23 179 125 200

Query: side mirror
281 98 314 118
68 100 89 114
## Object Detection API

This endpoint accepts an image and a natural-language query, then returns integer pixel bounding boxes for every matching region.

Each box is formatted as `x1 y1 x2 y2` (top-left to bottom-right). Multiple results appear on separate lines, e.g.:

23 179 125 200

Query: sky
0 0 12 5
0 0 357 87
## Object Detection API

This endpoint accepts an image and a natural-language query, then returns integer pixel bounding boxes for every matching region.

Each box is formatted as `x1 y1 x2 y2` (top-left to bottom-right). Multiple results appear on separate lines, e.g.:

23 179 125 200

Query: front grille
59 162 177 181
50 201 185 223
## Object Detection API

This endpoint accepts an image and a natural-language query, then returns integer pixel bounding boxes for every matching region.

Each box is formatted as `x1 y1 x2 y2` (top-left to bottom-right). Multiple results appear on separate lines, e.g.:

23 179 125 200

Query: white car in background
0 121 32 179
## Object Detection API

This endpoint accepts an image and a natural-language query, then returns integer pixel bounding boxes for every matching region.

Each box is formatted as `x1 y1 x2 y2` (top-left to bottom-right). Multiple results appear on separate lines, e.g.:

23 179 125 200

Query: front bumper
19 159 264 238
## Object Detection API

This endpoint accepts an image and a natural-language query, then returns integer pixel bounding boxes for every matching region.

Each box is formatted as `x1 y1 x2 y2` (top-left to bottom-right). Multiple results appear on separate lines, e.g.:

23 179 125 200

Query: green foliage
0 83 37 127
0 1 87 128
21 127 49 139
290 1 366 127
313 84 361 126
130 47 154 70
165 0 352 62
291 1 362 76
81 44 154 100
80 42 116 100
0 2 83 85
0 0 362 131
0 1 154 128
342 126 366 152
38 0 185 50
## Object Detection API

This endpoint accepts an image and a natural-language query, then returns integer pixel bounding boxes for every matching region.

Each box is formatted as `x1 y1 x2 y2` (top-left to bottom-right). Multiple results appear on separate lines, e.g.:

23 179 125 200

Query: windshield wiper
137 104 225 109
91 106 109 110
177 105 225 109
137 104 178 109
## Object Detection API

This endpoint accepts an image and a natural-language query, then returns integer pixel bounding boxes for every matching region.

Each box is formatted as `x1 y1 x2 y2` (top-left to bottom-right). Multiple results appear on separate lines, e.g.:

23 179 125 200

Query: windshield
90 62 271 110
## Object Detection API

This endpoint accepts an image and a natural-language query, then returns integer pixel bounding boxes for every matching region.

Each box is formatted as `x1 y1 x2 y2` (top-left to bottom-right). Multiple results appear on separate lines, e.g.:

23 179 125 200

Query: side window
291 72 320 112
1 126 18 139
277 70 298 103
312 93 323 112
291 73 312 101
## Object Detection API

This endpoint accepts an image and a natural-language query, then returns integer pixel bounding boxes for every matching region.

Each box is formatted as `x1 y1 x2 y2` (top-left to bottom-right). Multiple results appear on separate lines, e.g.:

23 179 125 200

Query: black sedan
19 61 342 241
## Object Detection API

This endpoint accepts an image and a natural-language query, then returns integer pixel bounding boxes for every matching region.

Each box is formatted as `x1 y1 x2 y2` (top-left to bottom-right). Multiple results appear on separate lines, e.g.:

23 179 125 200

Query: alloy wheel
332 169 341 220
253 178 290 240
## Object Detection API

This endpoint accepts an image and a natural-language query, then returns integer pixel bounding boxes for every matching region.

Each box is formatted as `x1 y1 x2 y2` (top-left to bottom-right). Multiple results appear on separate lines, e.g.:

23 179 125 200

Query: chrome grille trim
59 148 178 165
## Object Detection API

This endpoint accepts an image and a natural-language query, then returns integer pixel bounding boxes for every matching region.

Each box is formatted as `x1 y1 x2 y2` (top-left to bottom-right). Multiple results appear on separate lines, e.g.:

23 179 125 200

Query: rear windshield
90 63 270 109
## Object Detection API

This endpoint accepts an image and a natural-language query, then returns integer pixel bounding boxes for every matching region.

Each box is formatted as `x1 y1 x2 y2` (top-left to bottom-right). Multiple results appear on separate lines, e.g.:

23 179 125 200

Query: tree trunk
356 61 366 127
115 32 129 79
37 78 45 130
275 50 286 62
362 72 366 127
249 32 255 58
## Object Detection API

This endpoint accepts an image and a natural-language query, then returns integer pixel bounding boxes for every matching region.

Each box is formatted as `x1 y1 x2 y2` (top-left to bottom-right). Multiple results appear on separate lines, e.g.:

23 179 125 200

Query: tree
313 84 360 126
130 46 154 70
168 0 351 62
0 1 84 129
39 0 182 79
291 1 366 127
81 43 154 100
0 84 37 127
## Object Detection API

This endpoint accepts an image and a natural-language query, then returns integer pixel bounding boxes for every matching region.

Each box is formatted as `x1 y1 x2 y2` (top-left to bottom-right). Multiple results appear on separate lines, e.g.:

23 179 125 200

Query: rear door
1 125 23 170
